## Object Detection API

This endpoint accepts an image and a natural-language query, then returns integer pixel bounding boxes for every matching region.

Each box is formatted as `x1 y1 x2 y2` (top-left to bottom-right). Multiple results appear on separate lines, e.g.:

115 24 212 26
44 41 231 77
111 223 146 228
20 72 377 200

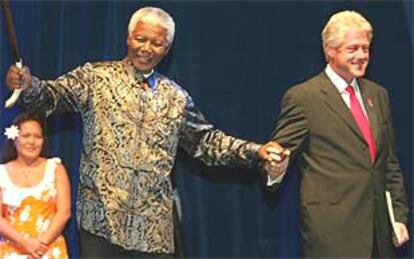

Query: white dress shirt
324 64 368 115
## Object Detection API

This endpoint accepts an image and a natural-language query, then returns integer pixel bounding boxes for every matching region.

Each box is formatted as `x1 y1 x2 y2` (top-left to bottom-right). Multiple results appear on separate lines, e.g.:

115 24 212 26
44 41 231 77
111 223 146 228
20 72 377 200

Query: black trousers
79 227 174 258
372 234 380 258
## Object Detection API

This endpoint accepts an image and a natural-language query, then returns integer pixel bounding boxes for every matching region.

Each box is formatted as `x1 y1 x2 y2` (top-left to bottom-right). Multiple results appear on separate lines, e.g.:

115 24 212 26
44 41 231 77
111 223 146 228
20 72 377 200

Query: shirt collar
125 58 158 90
142 69 154 79
142 70 157 89
325 64 359 94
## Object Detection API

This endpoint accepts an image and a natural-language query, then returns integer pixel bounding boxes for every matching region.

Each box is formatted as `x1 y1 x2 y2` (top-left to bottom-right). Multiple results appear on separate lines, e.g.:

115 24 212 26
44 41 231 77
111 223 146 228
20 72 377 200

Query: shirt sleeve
19 63 95 116
179 95 261 168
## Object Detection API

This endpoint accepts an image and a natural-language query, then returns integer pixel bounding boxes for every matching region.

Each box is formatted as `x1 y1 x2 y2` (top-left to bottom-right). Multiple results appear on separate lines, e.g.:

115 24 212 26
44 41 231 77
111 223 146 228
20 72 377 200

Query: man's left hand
394 222 409 247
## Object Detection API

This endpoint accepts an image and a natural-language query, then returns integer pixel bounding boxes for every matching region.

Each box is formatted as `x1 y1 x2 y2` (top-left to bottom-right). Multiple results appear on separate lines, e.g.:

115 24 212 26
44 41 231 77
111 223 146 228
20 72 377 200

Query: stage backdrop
1 1 412 258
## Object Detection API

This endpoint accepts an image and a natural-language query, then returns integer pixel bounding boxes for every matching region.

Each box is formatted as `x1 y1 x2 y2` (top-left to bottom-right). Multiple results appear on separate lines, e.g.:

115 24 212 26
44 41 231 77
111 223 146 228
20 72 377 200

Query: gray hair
322 10 373 61
128 7 175 45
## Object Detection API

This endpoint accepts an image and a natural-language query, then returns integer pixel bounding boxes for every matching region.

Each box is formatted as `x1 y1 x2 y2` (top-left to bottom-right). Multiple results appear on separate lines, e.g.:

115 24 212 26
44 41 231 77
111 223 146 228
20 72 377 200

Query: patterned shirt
19 58 261 253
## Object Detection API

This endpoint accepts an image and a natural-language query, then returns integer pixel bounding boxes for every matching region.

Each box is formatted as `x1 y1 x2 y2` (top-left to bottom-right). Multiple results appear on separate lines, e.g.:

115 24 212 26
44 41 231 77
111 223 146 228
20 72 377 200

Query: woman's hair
1 111 50 163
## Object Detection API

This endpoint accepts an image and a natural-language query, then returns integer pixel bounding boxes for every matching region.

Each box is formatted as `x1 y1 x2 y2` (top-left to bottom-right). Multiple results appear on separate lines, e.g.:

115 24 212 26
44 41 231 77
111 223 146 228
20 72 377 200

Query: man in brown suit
266 10 409 257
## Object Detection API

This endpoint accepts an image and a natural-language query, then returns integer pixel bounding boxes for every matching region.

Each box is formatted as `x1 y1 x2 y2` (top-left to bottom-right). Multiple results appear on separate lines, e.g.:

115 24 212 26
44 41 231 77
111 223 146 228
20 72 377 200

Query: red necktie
346 85 376 163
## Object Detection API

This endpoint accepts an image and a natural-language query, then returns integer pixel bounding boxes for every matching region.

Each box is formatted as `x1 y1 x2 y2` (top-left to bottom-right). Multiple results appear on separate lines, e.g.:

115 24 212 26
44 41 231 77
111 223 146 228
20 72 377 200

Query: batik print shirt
19 58 261 253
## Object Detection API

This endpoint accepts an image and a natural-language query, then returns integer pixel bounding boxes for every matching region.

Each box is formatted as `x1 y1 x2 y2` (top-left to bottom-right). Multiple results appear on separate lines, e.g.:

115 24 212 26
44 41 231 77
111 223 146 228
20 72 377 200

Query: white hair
128 7 175 45
322 10 373 61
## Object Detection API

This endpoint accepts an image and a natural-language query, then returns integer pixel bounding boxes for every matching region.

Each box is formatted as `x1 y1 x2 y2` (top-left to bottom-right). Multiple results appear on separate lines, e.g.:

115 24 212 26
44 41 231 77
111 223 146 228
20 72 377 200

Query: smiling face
326 30 370 83
15 120 44 162
127 21 170 73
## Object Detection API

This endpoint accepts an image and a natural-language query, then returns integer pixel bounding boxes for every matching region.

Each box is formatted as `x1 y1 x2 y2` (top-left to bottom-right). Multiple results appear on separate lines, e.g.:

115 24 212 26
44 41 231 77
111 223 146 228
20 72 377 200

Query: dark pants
79 227 174 258
372 222 381 258
372 234 379 258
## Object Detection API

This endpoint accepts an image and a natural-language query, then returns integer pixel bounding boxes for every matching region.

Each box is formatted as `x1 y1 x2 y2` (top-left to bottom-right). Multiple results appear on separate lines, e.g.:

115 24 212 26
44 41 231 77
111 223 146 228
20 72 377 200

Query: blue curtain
1 1 412 258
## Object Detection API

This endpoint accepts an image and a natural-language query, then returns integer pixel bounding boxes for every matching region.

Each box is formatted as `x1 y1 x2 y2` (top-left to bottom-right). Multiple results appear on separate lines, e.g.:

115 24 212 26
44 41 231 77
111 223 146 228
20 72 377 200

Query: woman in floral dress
0 112 71 259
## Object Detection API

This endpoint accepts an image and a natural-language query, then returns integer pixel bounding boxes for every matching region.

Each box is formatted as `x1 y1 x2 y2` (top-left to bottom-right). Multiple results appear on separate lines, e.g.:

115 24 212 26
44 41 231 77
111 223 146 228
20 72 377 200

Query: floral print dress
0 158 68 259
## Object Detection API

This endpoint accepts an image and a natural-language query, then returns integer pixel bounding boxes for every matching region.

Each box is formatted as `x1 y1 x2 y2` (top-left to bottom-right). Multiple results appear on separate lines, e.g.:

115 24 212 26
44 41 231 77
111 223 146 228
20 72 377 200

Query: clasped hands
258 141 290 181
21 237 48 259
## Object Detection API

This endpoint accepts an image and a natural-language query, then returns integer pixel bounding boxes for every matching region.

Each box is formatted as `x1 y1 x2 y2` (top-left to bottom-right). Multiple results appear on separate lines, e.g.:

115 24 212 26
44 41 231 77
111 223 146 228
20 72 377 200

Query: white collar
325 64 358 94
143 69 154 79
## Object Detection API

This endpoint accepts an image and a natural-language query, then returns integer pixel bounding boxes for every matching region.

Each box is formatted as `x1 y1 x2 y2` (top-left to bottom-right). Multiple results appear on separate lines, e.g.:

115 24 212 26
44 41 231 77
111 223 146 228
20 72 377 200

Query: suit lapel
317 72 366 143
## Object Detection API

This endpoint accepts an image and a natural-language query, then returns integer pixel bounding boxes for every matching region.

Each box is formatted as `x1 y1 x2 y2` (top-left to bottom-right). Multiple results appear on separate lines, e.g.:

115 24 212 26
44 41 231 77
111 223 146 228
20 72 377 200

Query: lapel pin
367 98 374 108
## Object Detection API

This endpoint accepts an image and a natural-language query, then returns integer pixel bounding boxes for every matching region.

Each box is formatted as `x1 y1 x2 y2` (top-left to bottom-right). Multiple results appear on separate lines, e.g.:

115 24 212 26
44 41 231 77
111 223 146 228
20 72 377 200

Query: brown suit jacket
271 72 408 257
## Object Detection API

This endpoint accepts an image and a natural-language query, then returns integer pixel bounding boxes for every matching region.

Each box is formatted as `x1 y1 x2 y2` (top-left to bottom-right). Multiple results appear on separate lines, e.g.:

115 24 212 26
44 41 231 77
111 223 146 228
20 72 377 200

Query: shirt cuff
267 171 286 186
265 157 289 186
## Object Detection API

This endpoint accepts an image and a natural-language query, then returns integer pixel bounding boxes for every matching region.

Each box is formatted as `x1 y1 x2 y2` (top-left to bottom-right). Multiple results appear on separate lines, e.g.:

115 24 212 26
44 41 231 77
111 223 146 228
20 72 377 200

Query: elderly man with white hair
6 6 280 258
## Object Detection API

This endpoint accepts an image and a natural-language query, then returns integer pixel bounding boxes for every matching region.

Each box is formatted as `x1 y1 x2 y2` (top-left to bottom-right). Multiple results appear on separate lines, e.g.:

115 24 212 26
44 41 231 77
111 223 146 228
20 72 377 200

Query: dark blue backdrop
1 1 412 258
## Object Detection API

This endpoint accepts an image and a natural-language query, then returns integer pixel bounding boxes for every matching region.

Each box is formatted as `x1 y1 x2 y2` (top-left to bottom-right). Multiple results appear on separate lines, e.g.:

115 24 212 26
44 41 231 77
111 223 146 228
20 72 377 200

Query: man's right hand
6 64 32 91
264 155 290 182
259 142 290 182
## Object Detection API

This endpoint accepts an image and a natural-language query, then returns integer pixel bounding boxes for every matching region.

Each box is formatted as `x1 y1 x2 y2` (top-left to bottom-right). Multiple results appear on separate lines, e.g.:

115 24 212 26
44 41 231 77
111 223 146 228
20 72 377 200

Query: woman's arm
38 163 71 246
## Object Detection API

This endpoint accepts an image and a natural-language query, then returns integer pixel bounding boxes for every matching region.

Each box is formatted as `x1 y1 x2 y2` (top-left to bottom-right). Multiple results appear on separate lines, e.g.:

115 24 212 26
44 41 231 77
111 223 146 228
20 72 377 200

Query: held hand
21 237 48 259
263 157 290 181
6 64 32 91
258 141 290 162
259 142 290 181
394 222 409 247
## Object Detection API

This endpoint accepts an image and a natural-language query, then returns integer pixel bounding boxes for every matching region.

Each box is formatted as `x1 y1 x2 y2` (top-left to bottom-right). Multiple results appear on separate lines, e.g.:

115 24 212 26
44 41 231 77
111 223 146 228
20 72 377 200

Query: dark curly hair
1 111 50 163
